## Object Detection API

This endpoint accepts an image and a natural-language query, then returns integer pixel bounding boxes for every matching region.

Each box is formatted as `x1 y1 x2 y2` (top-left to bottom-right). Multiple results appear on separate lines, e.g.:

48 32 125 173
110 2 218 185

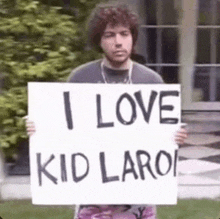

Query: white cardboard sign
28 82 180 205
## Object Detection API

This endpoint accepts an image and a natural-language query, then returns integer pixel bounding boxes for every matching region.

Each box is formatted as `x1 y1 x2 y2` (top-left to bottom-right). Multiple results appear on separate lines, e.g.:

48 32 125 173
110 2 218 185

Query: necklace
101 60 133 84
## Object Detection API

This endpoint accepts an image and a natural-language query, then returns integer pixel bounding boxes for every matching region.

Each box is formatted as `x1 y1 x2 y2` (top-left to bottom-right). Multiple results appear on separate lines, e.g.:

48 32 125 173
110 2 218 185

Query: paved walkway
178 112 220 199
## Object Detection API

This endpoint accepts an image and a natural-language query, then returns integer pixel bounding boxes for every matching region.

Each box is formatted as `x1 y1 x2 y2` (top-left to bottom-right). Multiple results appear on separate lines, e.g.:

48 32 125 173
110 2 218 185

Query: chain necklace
101 60 133 84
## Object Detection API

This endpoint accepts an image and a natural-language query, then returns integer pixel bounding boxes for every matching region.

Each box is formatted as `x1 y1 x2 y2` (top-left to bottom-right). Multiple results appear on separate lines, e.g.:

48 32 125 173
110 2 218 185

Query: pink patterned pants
76 205 157 219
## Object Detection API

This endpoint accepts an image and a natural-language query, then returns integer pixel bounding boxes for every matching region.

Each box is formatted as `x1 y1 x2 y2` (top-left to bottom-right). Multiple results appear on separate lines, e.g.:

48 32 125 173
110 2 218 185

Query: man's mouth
113 50 127 55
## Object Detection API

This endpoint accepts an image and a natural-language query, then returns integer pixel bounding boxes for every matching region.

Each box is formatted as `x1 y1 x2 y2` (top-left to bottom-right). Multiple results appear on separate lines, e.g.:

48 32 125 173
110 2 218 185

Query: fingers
174 128 188 145
23 116 36 136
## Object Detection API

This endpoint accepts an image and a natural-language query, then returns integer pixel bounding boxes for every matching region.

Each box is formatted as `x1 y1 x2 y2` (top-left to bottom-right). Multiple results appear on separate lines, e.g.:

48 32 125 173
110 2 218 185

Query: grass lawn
0 199 219 219
0 200 73 219
157 199 220 219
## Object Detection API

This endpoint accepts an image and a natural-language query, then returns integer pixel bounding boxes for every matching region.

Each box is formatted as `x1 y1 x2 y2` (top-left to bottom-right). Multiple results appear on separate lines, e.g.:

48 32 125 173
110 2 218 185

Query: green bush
0 0 102 160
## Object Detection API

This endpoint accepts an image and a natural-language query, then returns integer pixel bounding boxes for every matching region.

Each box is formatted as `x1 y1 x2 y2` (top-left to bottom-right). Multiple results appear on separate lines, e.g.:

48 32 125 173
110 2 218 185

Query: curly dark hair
87 2 139 52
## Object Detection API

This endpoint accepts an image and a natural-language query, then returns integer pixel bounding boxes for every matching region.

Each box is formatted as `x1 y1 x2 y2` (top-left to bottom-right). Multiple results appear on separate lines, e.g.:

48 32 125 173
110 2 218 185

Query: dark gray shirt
68 59 163 84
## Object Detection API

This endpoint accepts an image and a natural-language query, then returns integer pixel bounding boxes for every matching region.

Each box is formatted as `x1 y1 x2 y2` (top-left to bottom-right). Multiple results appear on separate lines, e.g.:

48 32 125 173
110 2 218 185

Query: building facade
133 0 220 111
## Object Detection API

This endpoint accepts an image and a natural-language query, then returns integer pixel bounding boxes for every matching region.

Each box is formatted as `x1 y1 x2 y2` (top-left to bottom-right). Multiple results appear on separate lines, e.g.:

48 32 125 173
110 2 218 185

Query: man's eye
121 31 130 36
103 33 114 38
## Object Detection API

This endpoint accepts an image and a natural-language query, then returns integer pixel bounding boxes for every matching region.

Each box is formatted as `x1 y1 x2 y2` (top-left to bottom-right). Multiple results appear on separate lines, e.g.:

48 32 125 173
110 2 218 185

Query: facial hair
104 53 131 69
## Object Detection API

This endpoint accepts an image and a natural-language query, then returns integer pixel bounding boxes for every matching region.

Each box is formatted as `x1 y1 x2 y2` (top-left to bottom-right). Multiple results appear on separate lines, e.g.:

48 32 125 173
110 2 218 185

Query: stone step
182 112 220 122
178 185 220 199
0 176 31 200
182 112 220 134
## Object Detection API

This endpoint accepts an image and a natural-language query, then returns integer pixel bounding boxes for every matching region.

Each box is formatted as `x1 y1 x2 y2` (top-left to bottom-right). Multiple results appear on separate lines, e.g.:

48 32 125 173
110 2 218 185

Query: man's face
100 24 133 67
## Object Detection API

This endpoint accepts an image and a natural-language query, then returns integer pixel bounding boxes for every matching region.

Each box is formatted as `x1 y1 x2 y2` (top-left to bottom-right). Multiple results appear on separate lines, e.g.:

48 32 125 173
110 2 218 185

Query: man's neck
103 57 131 70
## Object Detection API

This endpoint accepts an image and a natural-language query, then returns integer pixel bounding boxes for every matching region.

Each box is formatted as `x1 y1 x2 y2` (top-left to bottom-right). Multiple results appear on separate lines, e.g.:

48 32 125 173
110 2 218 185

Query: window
194 0 220 102
141 0 180 83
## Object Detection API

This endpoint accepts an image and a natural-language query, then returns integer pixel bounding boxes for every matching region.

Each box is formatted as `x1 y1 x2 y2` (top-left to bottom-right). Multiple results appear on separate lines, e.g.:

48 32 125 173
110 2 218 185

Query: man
66 2 187 219
67 3 163 85
26 2 187 219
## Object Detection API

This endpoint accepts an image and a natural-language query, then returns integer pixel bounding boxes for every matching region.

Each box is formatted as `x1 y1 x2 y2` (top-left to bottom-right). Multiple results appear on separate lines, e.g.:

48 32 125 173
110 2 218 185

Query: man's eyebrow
103 31 114 33
103 31 115 36
104 30 130 33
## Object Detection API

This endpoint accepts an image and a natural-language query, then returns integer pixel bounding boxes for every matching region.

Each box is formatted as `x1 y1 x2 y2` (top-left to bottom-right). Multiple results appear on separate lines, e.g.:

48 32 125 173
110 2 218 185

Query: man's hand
174 127 188 145
23 116 36 136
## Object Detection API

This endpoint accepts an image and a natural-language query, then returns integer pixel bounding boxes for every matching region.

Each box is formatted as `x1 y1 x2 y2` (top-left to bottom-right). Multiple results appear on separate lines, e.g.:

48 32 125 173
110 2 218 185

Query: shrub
0 0 101 160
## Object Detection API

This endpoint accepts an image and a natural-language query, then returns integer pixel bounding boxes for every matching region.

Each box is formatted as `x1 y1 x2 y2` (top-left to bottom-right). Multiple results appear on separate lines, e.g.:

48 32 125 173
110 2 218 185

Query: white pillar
179 0 198 110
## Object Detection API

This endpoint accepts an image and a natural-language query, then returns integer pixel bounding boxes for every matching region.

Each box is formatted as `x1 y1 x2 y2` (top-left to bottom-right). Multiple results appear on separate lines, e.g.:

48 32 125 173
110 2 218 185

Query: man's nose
115 34 123 47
